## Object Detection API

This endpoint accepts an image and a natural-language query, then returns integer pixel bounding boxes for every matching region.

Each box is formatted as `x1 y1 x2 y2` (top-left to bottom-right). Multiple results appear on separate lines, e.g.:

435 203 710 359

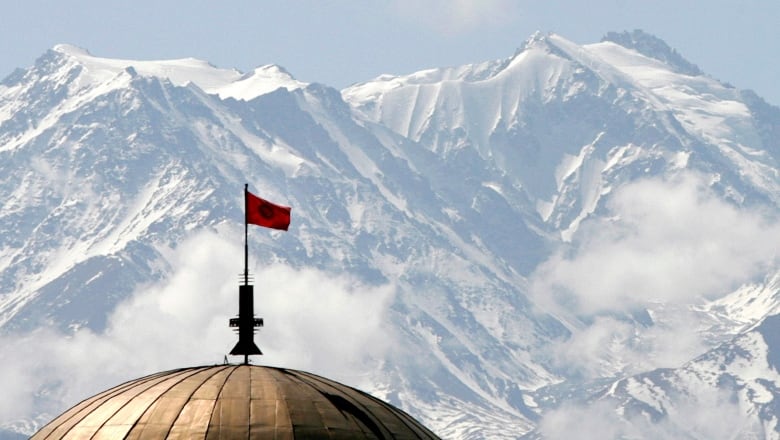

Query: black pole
244 183 248 365
244 183 249 287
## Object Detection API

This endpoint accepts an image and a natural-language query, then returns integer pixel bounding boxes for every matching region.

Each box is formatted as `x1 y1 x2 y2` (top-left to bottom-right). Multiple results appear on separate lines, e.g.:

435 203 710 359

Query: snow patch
51 44 304 101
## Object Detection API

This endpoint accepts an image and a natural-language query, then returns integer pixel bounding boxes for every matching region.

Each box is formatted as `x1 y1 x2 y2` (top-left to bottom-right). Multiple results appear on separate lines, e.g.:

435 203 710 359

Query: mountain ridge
602 29 703 76
2 31 780 439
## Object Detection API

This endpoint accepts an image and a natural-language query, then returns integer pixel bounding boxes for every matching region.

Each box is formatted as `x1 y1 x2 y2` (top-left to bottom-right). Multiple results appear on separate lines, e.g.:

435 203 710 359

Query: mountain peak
518 30 555 52
526 30 548 44
52 43 91 57
601 30 702 76
215 63 305 100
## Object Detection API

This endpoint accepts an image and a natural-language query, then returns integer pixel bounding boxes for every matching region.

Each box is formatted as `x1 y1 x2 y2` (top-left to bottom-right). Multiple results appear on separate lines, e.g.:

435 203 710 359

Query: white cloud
390 0 522 34
0 229 395 432
528 172 780 381
251 264 396 384
538 388 756 440
538 399 638 439
531 172 780 315
549 313 707 380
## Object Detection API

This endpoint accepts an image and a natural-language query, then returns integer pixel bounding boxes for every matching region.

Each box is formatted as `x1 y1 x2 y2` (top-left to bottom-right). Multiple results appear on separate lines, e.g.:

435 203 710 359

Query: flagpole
244 183 249 287
244 184 250 364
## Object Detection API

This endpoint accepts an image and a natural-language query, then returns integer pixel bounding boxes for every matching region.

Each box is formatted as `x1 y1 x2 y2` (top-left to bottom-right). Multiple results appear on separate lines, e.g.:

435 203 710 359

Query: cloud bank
547 312 707 380
0 229 395 432
527 172 780 381
538 388 756 440
531 173 780 315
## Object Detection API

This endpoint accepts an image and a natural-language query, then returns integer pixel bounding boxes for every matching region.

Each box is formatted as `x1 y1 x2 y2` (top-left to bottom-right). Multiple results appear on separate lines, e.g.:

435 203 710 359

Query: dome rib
291 370 436 439
88 368 211 439
287 371 393 438
36 368 196 440
128 366 233 439
205 365 253 439
278 368 363 437
168 366 236 438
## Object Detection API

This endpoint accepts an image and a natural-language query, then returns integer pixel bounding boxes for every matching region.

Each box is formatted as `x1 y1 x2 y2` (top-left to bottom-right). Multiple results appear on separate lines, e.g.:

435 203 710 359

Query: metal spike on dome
229 284 263 364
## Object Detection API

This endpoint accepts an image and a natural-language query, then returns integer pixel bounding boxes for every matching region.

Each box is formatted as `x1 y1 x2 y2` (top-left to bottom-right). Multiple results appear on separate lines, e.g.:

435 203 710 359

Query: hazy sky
3 1 779 105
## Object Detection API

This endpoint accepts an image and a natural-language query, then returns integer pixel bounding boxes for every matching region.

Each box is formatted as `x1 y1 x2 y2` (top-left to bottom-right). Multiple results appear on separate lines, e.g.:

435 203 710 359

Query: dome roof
31 365 440 439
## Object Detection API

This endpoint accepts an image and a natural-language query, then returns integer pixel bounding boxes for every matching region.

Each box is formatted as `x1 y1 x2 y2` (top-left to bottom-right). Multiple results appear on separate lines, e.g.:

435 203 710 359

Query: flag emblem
245 190 291 231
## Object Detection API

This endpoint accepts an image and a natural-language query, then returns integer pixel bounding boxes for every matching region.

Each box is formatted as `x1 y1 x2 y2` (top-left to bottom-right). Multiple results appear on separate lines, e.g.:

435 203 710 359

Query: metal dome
31 364 440 439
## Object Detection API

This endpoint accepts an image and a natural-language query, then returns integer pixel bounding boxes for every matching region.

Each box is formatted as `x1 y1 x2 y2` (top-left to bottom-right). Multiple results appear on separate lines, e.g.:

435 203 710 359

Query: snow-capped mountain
344 30 780 237
2 30 780 439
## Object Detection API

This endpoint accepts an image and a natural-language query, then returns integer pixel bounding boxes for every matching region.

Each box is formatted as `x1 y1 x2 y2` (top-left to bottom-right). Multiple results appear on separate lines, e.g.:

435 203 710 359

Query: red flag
246 190 291 231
